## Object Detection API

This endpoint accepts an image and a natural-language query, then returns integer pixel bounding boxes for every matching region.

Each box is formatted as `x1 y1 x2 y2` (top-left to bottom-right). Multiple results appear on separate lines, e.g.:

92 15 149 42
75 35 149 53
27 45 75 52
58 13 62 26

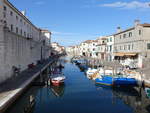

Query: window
147 43 150 50
110 45 112 52
10 24 13 31
120 46 122 50
10 11 13 16
123 34 126 38
16 27 18 33
124 45 126 50
3 12 6 18
24 32 26 37
132 44 134 50
20 29 22 35
120 35 122 39
16 16 18 20
128 45 131 50
4 6 7 11
110 37 112 42
107 39 109 42
139 30 142 35
129 32 132 37
96 53 98 56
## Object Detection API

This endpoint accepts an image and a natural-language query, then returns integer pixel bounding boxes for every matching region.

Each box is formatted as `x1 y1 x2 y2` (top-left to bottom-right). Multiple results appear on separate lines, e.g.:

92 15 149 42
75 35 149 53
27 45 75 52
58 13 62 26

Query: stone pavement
0 57 58 113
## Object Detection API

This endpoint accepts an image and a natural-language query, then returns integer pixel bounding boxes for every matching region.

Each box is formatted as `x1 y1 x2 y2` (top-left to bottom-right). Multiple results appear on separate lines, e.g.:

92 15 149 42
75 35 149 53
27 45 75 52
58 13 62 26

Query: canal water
5 58 150 113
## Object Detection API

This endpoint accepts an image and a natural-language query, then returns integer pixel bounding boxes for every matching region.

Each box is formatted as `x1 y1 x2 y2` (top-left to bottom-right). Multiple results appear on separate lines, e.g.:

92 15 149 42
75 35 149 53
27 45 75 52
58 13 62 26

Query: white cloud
100 1 150 10
34 1 45 5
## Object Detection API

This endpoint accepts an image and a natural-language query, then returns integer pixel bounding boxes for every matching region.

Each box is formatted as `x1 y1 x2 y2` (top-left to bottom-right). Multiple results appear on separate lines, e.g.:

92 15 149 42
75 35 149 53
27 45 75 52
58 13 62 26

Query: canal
5 57 150 113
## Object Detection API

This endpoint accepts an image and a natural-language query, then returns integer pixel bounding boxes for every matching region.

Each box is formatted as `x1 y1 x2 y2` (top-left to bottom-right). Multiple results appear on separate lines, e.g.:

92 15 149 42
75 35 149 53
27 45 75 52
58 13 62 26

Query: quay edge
0 59 56 113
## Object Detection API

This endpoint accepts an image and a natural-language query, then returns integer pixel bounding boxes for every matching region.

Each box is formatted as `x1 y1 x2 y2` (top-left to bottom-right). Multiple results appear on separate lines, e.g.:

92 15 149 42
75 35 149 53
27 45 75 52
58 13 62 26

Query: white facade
1 0 40 41
0 0 52 83
87 40 98 58
105 35 114 61
51 42 65 55
96 37 107 60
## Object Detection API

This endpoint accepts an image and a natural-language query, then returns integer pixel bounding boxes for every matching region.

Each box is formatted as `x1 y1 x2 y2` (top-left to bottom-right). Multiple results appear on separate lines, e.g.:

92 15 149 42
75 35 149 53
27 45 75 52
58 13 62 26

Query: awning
114 53 137 57
124 53 137 56
114 53 124 56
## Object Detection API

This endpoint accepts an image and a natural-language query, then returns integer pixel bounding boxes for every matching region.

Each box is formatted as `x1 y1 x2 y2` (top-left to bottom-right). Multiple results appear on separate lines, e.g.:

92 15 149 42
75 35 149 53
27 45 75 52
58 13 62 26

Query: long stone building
0 0 51 83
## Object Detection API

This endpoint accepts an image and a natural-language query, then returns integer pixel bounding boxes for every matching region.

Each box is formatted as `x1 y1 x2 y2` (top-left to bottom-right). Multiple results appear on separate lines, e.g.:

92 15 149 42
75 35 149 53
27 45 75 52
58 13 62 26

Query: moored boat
95 76 137 87
95 76 113 86
113 77 137 86
86 68 98 79
50 74 66 86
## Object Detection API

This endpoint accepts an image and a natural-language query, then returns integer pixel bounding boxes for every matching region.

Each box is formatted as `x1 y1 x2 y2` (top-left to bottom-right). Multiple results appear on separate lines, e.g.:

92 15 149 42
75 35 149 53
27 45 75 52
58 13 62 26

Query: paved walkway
0 57 58 113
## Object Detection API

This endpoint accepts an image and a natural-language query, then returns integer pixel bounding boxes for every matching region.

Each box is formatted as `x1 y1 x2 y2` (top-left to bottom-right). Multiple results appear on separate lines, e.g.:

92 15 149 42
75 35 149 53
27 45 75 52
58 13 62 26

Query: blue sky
10 0 150 46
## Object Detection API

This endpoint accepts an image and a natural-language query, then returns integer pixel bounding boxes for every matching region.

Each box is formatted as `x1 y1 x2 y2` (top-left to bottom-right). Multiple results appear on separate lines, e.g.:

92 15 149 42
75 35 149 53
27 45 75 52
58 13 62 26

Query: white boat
50 74 66 86
86 68 98 79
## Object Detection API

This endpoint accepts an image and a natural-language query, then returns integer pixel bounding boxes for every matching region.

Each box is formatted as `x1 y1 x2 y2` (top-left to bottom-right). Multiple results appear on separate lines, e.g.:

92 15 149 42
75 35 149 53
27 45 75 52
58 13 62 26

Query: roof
114 27 134 35
83 40 93 43
114 23 150 35
141 23 150 27
40 29 51 34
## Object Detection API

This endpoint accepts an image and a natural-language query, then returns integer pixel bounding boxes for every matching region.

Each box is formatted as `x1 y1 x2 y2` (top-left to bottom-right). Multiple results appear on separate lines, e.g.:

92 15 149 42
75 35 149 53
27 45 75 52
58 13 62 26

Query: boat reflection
50 84 65 97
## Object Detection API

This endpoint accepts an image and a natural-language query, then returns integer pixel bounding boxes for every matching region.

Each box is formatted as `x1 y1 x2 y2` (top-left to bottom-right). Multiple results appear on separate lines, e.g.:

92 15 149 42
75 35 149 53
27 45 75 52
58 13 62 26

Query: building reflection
96 85 150 113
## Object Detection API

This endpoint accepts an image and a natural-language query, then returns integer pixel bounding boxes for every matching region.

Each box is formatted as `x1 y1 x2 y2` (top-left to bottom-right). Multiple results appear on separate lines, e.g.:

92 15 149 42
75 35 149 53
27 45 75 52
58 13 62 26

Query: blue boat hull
114 78 137 86
95 76 137 87
95 76 113 86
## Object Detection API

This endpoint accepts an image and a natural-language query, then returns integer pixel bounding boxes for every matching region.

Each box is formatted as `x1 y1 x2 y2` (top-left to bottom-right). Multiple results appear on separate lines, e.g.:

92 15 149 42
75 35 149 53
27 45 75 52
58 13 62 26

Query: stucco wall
0 29 43 83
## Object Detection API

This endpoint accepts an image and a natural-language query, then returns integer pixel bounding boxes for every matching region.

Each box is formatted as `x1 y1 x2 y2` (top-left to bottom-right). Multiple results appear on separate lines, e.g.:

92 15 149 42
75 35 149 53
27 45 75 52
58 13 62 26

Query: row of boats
72 58 138 87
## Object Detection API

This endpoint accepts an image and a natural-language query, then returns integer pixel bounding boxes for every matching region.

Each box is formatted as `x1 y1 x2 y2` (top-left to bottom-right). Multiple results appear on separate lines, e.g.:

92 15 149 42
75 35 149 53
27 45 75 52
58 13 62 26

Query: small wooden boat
50 74 66 86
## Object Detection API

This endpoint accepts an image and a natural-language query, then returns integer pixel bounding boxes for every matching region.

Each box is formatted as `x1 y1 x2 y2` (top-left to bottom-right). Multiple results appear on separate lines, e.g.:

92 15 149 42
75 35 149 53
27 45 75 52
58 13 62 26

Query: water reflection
4 58 150 113
95 84 150 113
50 85 65 97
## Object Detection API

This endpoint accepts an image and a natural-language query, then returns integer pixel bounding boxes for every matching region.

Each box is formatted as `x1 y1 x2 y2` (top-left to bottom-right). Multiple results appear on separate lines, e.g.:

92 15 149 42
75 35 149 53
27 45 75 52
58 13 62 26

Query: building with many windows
0 0 52 83
114 20 150 68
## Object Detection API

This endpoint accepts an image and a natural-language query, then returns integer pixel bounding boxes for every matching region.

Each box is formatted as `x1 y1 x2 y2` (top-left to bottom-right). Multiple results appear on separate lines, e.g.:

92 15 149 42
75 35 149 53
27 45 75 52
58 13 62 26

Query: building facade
114 20 150 68
51 42 65 55
96 37 107 60
0 0 51 83
105 35 114 61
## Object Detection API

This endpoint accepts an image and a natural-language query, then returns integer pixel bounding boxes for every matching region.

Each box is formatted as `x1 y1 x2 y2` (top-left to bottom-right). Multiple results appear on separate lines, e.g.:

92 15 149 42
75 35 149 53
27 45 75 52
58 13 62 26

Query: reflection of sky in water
5 60 150 113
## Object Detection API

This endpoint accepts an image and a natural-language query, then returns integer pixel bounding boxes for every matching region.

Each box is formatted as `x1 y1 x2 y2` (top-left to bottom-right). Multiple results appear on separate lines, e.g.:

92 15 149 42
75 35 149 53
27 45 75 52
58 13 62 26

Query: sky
9 0 150 47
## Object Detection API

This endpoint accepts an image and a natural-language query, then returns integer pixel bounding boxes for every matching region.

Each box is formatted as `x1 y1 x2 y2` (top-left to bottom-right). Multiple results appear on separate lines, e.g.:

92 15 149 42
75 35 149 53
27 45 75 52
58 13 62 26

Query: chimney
117 27 122 33
21 11 26 16
134 19 140 26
